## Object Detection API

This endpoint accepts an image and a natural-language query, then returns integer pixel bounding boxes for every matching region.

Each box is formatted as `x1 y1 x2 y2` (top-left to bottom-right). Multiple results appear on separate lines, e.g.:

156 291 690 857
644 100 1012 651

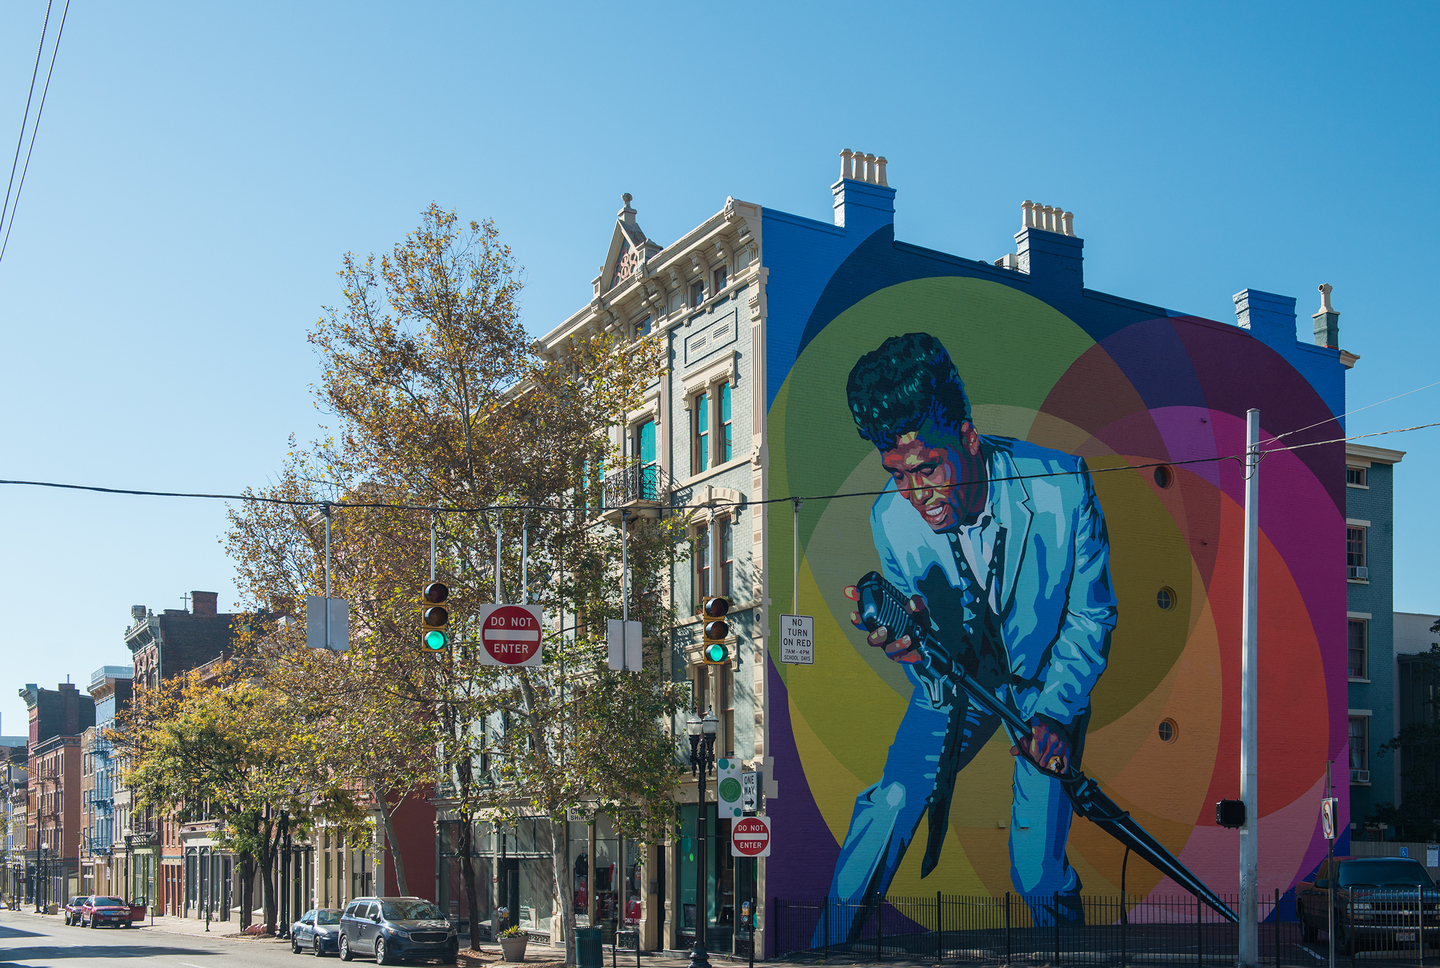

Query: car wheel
340 934 353 962
1336 919 1354 956
374 937 390 965
1300 912 1317 943
89 916 97 929
314 937 325 957
294 935 302 954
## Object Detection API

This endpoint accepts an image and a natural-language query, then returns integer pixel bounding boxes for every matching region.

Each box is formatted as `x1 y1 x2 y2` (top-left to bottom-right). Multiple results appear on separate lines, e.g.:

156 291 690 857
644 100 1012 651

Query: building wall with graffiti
758 168 1349 932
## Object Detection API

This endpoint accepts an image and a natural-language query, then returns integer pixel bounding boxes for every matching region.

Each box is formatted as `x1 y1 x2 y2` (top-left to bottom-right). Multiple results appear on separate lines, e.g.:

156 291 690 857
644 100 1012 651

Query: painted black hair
846 332 972 449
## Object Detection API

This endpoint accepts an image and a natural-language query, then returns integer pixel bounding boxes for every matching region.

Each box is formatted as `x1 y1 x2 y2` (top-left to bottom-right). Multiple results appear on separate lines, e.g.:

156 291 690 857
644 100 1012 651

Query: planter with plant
498 925 528 962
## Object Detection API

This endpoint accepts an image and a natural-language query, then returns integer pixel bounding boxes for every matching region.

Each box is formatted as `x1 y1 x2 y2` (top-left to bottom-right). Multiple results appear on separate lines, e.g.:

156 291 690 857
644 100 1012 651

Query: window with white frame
1347 526 1367 579
690 280 705 307
690 379 735 475
1348 619 1368 679
695 522 710 605
719 517 734 597
1349 716 1369 780
1346 466 1368 487
712 265 727 294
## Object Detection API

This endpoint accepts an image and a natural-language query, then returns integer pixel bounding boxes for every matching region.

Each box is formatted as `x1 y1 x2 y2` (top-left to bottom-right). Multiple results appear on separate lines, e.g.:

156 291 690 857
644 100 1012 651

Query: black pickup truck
1297 856 1440 953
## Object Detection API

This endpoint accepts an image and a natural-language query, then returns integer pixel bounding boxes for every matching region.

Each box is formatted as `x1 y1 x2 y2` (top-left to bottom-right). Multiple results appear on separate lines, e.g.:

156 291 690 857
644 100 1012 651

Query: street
0 910 303 968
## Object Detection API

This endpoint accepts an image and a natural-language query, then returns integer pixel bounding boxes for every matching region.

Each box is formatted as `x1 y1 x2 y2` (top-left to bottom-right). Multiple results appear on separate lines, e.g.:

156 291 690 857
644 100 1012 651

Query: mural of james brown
826 331 1118 933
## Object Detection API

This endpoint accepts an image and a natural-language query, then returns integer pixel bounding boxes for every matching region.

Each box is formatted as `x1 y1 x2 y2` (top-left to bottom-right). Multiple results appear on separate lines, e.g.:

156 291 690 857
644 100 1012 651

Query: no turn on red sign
731 815 771 858
478 604 545 667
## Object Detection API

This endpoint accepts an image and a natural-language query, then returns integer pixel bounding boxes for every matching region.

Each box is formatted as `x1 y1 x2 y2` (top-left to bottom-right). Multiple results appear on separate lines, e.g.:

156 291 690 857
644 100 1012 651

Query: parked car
79 895 134 928
292 907 343 956
63 896 87 925
338 896 458 965
1298 856 1440 953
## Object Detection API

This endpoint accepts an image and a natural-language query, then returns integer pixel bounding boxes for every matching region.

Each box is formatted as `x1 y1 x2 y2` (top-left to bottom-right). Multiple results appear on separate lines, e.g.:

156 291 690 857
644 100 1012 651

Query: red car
79 895 134 928
63 896 87 925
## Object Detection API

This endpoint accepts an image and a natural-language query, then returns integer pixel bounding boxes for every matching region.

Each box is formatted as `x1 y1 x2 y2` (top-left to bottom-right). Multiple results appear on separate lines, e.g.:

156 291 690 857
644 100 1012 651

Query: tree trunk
458 808 481 948
260 824 278 934
551 813 576 965
376 790 409 897
239 856 255 931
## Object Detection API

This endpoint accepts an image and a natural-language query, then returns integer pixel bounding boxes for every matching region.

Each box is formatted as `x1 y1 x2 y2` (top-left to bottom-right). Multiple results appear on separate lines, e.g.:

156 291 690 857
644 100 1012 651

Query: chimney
192 591 219 617
832 148 896 238
1233 289 1297 353
1313 283 1340 348
1012 200 1083 293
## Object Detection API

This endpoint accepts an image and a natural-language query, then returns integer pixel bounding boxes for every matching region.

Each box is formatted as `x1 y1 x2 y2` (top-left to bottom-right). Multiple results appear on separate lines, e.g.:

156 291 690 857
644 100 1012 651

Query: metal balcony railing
602 460 667 507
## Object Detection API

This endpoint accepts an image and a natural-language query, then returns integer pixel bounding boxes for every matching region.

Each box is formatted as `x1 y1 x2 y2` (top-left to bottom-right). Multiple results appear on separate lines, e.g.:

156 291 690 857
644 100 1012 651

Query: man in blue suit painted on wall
825 332 1117 934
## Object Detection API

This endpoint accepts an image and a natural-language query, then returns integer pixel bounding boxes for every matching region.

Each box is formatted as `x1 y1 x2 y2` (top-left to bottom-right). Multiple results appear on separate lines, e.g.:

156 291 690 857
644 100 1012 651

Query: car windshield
382 900 444 921
94 897 125 906
1339 861 1435 887
316 910 341 925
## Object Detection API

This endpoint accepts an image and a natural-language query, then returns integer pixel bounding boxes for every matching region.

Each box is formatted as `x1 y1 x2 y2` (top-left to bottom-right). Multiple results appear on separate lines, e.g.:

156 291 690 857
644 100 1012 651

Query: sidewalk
2 907 772 967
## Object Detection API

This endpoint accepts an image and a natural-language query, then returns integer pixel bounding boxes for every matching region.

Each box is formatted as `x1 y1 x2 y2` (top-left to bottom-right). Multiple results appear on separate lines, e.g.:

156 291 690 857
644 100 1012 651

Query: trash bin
577 926 603 968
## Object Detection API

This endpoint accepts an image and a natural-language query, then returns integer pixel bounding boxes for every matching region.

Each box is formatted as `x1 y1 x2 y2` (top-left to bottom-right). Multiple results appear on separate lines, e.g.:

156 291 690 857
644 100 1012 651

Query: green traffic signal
704 641 728 663
424 629 449 651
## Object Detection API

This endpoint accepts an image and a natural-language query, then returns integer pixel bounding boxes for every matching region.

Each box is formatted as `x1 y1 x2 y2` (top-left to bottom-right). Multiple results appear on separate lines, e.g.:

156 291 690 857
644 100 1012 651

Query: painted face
880 423 986 532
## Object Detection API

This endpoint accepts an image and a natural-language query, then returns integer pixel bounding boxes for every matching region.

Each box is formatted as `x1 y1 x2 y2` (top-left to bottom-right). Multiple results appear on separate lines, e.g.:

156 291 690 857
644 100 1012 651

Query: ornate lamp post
687 708 719 968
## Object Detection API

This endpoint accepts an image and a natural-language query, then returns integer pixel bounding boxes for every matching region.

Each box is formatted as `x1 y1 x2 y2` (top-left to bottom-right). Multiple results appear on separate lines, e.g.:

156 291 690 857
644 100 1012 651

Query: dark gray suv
338 896 458 965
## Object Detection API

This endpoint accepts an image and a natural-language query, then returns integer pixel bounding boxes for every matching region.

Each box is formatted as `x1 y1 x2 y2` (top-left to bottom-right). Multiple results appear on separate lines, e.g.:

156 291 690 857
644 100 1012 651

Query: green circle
424 630 448 651
705 643 728 662
719 778 741 801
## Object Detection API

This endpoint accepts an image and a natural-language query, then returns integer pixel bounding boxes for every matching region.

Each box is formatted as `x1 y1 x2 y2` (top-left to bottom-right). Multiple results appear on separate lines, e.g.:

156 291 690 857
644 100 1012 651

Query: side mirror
371 913 382 923
1315 878 1330 889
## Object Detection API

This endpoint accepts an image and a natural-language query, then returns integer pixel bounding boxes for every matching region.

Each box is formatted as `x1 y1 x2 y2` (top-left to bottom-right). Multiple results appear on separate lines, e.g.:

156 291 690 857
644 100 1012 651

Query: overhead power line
1 0 51 234
0 417 1432 516
0 0 71 267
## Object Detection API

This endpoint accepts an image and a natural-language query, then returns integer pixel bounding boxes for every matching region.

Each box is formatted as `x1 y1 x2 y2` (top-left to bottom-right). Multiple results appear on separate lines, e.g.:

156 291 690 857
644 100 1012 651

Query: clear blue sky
2 1 1437 733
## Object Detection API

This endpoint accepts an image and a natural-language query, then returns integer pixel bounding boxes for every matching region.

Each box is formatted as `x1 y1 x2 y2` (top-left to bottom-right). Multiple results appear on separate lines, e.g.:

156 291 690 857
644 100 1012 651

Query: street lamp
687 708 719 968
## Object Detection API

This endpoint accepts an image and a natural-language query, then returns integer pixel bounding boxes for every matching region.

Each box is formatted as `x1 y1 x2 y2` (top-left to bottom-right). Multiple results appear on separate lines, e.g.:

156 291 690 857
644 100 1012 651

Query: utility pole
1238 408 1260 968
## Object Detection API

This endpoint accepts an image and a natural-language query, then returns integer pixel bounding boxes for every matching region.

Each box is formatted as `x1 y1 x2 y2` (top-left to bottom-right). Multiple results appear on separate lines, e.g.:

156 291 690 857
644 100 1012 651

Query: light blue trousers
820 684 1082 944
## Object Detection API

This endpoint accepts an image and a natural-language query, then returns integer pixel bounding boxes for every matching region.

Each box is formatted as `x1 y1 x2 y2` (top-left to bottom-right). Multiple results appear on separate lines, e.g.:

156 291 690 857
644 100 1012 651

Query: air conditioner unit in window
1351 768 1370 784
1348 565 1369 580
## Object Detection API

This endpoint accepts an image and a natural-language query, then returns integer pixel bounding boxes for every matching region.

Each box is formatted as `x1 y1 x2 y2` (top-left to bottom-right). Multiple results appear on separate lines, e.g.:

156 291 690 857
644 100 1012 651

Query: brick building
19 682 95 909
121 592 239 917
521 151 1355 956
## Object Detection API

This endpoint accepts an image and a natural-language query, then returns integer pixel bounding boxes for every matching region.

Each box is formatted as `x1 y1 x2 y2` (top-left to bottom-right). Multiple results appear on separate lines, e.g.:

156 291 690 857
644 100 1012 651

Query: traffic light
702 597 730 664
421 581 450 651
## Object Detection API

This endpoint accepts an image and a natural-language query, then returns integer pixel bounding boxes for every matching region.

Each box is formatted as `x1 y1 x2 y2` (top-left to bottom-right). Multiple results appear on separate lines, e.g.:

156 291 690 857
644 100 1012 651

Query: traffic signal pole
1239 409 1260 968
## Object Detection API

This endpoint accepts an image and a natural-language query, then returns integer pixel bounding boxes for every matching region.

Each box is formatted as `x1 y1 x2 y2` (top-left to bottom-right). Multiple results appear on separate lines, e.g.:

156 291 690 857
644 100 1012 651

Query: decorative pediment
598 193 664 295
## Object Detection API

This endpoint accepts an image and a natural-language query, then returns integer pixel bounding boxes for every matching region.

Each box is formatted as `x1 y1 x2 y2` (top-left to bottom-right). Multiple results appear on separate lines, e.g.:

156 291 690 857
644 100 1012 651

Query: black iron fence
772 891 1439 966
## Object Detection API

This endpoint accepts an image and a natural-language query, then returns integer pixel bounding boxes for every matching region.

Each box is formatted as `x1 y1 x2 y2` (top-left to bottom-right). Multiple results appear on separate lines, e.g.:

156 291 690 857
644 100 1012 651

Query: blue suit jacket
871 435 1118 730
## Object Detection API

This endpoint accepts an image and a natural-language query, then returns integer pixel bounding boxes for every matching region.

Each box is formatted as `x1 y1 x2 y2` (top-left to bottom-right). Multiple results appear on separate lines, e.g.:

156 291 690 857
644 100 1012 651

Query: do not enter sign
731 815 771 858
478 604 545 667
